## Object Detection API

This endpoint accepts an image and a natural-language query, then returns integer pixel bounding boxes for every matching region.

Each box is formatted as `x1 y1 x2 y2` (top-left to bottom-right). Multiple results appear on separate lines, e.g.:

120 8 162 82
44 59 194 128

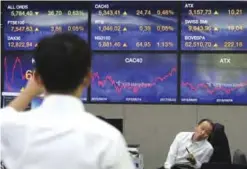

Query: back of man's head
33 33 91 94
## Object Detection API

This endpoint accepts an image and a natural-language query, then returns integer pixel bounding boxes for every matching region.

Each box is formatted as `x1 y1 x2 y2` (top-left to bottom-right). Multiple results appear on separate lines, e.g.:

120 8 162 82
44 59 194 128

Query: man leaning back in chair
164 119 214 169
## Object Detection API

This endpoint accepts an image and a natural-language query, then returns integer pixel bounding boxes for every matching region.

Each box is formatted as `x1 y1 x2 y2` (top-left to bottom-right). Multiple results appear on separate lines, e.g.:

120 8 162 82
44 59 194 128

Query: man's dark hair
33 33 91 93
198 118 214 129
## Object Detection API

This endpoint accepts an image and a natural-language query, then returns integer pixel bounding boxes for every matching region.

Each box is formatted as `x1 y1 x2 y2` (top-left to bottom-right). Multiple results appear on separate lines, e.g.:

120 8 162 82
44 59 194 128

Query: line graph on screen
91 53 177 103
3 55 33 92
92 67 177 94
3 55 88 100
181 53 247 104
181 81 247 95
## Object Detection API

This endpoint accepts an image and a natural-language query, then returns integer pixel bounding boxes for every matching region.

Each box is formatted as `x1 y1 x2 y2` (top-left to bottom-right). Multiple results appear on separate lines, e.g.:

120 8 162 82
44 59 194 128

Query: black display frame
1 1 247 106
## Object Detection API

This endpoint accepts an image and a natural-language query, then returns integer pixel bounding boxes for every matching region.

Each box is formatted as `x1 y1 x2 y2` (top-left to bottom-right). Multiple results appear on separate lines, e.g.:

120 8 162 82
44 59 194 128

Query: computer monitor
97 116 123 133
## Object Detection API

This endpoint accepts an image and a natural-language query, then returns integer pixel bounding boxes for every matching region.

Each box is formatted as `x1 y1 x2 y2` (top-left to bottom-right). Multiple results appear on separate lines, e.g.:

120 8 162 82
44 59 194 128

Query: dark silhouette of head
33 33 91 96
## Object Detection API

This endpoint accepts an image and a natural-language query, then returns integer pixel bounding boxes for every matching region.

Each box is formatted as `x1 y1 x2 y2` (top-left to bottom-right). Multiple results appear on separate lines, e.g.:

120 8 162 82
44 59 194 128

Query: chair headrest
213 123 225 132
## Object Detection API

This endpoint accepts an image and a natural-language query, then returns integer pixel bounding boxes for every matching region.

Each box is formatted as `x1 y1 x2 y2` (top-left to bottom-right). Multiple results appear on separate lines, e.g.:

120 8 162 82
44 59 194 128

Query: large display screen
181 1 247 51
181 54 247 104
3 54 33 95
2 1 247 105
2 54 88 101
91 53 177 103
3 2 88 51
91 2 178 51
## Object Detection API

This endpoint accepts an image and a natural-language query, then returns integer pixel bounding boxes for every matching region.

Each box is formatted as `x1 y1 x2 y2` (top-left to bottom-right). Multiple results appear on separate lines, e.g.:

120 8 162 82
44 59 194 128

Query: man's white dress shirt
0 95 135 169
164 132 213 169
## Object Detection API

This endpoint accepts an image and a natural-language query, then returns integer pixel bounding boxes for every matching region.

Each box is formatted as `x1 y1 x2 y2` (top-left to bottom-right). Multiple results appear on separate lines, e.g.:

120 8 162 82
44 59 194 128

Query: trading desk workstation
1 1 247 169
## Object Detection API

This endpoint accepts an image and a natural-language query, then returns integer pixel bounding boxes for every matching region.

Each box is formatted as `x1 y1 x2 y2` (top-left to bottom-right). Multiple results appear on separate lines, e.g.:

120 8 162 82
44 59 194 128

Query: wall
85 104 247 169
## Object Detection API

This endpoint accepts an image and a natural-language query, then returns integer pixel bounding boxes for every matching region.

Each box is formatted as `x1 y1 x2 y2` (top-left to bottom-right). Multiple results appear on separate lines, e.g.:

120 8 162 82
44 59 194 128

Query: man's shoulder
0 107 22 121
204 140 214 150
0 106 17 115
0 106 39 116
0 107 41 128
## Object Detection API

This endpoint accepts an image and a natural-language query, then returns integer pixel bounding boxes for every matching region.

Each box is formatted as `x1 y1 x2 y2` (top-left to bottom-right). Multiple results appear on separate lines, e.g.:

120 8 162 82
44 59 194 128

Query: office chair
208 123 231 164
233 149 247 165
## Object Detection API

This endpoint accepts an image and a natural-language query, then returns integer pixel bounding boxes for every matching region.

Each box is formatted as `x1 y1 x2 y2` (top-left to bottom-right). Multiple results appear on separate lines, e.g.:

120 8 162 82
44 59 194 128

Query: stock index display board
2 1 88 102
2 1 247 105
2 54 33 94
91 53 177 103
181 54 247 104
181 1 247 51
2 53 88 101
3 2 88 51
91 2 178 51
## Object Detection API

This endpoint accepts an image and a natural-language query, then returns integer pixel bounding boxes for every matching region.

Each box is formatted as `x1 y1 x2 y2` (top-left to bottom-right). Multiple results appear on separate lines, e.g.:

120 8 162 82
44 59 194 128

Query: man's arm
8 92 34 112
0 77 42 162
0 107 18 165
164 133 181 169
0 106 18 159
5 77 43 112
101 133 135 169
194 147 214 169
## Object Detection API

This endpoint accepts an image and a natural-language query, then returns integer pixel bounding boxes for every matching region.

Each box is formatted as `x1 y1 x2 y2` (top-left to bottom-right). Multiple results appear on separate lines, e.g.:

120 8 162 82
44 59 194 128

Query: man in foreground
0 33 135 169
164 119 214 169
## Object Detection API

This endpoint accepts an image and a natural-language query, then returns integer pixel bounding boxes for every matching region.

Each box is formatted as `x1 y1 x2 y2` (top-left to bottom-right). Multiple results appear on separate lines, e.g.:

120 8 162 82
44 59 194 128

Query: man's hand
7 75 44 111
22 76 44 97
186 154 196 165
